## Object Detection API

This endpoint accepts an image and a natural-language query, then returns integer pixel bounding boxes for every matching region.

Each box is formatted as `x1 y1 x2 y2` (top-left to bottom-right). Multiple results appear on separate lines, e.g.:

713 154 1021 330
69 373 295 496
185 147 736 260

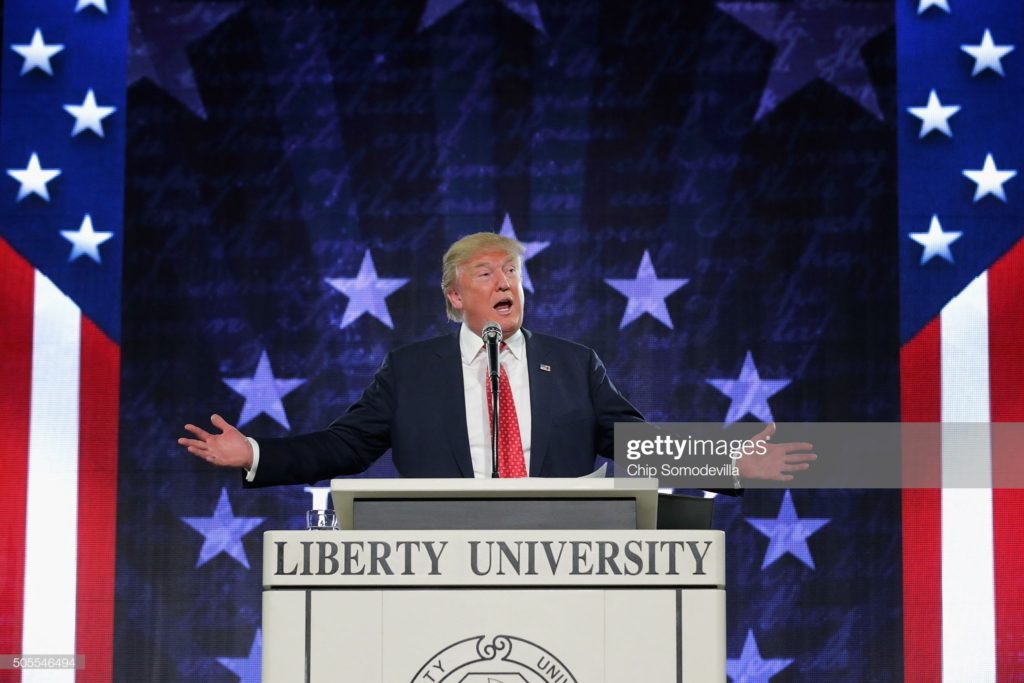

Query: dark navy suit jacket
246 329 644 486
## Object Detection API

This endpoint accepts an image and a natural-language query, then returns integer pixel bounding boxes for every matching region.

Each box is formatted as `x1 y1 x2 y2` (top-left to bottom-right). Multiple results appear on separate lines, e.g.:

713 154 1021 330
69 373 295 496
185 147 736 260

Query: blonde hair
441 232 525 322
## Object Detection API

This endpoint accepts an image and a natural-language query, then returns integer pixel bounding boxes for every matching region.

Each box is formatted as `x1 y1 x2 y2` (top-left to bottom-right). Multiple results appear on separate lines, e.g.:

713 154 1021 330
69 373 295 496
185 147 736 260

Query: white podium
262 479 726 682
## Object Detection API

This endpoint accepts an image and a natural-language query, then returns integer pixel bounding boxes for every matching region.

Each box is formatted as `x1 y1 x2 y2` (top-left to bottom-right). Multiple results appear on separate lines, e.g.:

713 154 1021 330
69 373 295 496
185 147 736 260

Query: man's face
447 249 525 338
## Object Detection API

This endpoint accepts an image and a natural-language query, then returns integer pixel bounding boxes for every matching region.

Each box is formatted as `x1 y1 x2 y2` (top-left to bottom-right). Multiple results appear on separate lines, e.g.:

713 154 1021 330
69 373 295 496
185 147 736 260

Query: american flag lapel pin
540 364 551 372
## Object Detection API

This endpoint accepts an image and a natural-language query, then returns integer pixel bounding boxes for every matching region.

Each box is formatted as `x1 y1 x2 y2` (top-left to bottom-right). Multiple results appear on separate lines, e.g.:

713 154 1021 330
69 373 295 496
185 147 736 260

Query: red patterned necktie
485 345 527 478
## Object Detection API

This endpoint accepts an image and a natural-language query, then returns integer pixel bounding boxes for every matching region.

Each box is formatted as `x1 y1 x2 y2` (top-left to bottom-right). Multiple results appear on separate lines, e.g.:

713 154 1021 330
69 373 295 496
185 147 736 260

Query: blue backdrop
20 0 1024 681
115 1 901 681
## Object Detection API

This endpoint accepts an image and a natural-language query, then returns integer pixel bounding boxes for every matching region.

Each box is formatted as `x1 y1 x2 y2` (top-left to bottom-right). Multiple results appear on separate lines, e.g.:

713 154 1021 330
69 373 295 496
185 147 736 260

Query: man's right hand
179 414 254 470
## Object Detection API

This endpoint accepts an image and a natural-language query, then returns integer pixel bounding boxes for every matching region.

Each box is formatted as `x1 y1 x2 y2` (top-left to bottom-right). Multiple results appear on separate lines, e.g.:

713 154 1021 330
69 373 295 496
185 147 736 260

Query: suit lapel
525 330 553 476
435 334 474 477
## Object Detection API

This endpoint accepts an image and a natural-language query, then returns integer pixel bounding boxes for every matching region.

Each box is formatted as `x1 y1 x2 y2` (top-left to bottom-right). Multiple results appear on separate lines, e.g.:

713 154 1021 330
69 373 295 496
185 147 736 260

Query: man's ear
446 288 463 310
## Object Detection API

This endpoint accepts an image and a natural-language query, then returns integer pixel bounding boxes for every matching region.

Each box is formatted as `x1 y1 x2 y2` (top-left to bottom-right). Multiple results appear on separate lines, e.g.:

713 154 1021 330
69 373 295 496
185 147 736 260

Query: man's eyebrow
466 256 516 270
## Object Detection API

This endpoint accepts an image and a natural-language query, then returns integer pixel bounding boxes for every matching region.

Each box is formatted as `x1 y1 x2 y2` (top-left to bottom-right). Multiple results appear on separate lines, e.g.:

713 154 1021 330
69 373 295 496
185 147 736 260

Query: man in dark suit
179 233 812 485
179 233 643 485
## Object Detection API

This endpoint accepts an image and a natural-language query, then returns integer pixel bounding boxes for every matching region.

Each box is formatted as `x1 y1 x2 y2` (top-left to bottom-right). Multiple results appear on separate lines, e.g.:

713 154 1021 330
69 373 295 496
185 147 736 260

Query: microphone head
481 321 503 344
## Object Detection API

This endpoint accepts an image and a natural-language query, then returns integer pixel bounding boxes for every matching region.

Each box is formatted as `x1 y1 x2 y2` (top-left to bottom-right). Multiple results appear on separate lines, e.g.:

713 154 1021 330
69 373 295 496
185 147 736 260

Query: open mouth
493 297 514 314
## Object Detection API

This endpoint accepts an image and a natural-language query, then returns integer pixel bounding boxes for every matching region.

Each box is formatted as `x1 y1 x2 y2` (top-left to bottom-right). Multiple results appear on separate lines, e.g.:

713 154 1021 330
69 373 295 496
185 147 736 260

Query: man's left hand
736 422 816 482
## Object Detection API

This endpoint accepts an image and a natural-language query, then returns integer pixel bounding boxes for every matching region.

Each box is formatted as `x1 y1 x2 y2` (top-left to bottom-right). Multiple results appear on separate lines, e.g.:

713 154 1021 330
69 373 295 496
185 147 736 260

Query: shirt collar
459 322 524 365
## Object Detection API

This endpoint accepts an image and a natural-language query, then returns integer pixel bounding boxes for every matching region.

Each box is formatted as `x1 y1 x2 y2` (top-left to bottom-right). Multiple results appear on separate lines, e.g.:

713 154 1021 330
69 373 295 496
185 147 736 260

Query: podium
262 479 726 682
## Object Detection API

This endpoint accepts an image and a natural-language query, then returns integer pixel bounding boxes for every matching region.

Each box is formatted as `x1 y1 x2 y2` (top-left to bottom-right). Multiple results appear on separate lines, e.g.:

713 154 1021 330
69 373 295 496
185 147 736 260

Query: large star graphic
717 0 891 120
10 28 64 76
747 490 830 569
498 214 549 293
961 29 1014 77
223 350 306 430
706 351 790 426
962 153 1017 203
64 89 118 137
419 0 545 33
7 152 61 202
325 250 409 329
906 89 960 138
60 214 115 263
604 250 688 330
180 488 264 569
129 2 243 119
909 215 961 265
217 630 261 683
726 629 794 682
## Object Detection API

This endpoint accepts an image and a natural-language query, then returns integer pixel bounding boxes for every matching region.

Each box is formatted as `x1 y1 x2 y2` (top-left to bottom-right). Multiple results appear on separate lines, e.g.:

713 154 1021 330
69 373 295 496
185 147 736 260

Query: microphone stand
487 334 501 478
483 322 502 478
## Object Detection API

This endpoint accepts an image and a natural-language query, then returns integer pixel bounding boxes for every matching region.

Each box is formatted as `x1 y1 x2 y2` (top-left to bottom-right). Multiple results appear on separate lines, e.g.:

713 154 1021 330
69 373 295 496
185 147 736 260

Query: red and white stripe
0 239 119 682
902 238 1024 682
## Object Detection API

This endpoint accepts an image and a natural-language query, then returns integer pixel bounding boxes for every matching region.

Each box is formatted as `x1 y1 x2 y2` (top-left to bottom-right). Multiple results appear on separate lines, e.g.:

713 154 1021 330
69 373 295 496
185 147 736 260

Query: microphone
481 321 503 381
481 321 503 478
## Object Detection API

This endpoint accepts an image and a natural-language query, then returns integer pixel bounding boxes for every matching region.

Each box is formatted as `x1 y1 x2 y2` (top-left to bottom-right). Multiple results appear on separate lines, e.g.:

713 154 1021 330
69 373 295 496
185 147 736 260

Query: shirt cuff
244 437 260 483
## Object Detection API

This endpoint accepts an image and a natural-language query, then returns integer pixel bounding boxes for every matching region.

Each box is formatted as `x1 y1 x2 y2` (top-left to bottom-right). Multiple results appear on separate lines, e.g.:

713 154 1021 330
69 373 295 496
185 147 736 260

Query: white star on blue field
76 0 109 12
909 215 961 265
7 152 61 201
10 28 64 76
917 0 950 14
325 249 409 329
180 488 265 569
962 153 1017 203
60 214 114 263
222 350 306 430
906 89 960 138
726 629 794 683
604 250 688 330
747 490 830 570
63 89 117 137
960 29 1015 77
707 351 791 426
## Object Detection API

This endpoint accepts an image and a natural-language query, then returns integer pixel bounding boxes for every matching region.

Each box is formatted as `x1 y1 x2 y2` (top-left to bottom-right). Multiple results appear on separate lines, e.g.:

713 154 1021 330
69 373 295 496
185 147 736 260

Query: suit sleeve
243 352 397 488
588 348 645 457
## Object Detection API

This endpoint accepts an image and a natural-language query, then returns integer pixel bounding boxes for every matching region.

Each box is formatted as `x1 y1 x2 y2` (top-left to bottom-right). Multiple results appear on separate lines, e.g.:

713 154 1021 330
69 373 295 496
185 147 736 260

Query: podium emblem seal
411 634 578 683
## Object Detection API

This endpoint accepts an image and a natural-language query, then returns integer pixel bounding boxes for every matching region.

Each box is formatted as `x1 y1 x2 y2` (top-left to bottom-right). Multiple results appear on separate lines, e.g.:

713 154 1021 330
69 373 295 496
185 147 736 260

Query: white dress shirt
245 324 532 481
458 322 532 477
